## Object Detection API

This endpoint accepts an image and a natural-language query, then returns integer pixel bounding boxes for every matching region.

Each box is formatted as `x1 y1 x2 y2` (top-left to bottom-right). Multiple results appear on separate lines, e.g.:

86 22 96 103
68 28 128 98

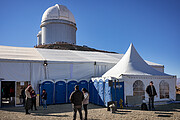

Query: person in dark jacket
146 81 158 110
41 89 47 109
31 90 37 110
70 85 84 120
25 85 32 114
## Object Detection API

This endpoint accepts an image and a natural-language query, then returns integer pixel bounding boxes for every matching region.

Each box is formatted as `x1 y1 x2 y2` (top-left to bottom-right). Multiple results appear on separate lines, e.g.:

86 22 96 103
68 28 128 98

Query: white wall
31 63 45 93
124 76 176 104
94 64 115 77
0 62 45 93
0 62 31 81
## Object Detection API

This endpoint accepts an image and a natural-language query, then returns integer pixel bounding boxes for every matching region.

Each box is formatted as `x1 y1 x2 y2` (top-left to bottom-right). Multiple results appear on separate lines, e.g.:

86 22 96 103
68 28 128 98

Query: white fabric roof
0 45 43 61
0 45 163 66
35 48 124 63
102 43 170 77
41 4 76 24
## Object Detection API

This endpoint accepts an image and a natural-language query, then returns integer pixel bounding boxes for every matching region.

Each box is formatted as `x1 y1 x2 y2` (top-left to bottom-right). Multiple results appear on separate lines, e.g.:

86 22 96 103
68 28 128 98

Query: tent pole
44 66 47 79
30 62 32 83
94 61 96 77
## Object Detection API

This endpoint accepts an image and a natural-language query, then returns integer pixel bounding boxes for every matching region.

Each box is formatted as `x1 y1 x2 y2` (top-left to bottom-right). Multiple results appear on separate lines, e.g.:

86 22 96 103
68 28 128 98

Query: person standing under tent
25 84 32 114
146 81 158 110
82 88 89 120
41 89 47 109
70 85 84 120
31 90 37 110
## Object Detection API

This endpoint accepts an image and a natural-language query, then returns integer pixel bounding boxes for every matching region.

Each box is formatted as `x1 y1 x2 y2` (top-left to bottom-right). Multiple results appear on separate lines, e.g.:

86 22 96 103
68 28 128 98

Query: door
15 81 29 106
112 81 124 107
104 79 111 107
78 80 88 92
67 80 77 103
55 81 66 104
89 80 94 103
40 81 54 105
1 81 15 107
98 79 104 106
93 79 99 105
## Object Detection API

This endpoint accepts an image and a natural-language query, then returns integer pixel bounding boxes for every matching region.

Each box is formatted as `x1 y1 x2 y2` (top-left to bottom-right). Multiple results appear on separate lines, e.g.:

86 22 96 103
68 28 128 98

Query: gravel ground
0 103 180 120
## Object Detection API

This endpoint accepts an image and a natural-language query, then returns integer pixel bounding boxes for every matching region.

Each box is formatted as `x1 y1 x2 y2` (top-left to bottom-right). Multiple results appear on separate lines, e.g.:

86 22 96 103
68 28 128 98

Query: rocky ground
0 103 180 120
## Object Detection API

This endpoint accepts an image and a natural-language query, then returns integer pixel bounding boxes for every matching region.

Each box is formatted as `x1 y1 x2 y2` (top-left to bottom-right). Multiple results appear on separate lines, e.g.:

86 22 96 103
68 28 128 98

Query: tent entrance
15 82 29 106
1 81 15 107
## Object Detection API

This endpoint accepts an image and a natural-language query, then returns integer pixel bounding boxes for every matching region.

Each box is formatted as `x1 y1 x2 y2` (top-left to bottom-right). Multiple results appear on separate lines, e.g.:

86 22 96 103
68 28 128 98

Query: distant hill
177 78 180 88
35 43 117 54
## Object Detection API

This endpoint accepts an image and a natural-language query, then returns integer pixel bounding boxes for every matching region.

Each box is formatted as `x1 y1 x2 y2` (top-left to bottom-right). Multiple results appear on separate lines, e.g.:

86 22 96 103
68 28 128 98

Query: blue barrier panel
98 79 104 106
93 79 99 105
67 80 78 103
89 80 94 103
104 79 111 107
55 81 66 104
112 81 124 107
78 80 88 91
40 81 54 105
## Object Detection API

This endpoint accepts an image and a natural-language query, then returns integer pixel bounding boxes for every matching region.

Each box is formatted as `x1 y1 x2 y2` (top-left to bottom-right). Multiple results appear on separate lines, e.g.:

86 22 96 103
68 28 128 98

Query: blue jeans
42 99 47 109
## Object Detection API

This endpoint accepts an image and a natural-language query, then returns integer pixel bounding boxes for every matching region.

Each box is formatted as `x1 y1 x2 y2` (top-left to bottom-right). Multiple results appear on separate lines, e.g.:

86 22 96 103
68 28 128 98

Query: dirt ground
0 103 180 120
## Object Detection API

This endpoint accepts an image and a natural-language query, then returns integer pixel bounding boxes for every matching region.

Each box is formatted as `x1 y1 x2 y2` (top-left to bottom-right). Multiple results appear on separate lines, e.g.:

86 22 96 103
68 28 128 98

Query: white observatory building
37 4 77 45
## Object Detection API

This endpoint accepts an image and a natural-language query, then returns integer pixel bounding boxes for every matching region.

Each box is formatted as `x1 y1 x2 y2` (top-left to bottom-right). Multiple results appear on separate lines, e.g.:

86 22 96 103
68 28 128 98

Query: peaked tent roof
102 43 170 78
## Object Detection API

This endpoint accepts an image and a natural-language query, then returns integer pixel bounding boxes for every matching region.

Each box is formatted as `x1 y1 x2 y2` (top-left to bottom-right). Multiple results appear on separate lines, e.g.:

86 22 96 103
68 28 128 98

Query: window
133 80 145 99
159 80 169 99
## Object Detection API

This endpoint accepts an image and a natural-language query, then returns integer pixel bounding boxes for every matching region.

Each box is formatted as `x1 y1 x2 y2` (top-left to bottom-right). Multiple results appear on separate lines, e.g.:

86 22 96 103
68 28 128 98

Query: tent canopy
103 43 170 78
0 45 43 62
0 45 163 67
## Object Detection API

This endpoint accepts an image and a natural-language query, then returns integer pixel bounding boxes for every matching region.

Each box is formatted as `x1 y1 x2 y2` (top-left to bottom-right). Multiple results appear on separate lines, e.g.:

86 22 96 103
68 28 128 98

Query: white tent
103 43 169 77
0 45 164 85
102 43 176 104
0 45 169 107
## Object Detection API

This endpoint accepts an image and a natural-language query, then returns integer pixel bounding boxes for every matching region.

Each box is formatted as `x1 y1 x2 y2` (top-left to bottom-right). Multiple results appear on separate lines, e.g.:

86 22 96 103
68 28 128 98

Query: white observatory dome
38 4 77 45
41 4 76 24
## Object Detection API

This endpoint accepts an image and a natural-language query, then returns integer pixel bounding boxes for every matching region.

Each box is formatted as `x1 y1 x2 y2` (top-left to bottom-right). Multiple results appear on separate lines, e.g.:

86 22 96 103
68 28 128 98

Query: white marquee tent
102 44 176 104
0 45 169 106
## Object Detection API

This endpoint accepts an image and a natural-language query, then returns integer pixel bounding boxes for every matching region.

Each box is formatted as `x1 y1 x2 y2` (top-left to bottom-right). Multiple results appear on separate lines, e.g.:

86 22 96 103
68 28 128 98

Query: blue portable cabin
55 80 67 104
98 79 104 106
112 80 124 108
89 80 94 103
67 79 78 103
78 79 88 92
92 78 99 105
39 80 54 105
104 79 112 107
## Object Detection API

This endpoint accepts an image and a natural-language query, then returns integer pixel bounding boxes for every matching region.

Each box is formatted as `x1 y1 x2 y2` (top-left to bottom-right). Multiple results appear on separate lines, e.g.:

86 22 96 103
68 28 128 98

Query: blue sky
0 0 180 78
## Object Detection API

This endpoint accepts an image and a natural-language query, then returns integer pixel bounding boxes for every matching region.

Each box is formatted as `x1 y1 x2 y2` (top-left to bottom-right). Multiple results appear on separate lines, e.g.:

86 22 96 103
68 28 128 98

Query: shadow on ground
0 103 180 118
124 103 180 118
113 110 132 115
125 103 180 112
0 103 104 117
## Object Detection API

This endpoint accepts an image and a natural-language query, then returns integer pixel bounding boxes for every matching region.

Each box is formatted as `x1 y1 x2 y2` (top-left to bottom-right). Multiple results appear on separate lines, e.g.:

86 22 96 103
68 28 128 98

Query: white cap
41 4 76 24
